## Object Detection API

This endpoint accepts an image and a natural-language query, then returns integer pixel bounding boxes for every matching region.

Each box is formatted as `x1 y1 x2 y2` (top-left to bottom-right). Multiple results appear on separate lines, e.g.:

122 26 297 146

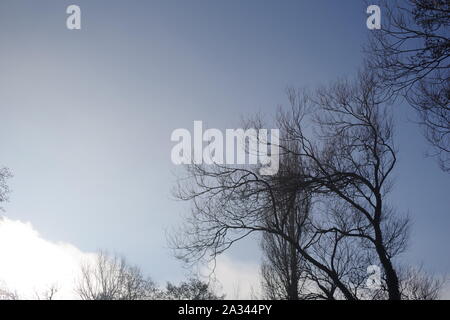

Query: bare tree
0 281 19 300
261 233 304 300
0 289 19 300
260 150 311 300
173 69 410 300
0 167 11 210
283 71 410 300
368 0 450 171
161 278 224 300
76 251 158 300
0 168 14 301
398 266 443 300
34 284 59 300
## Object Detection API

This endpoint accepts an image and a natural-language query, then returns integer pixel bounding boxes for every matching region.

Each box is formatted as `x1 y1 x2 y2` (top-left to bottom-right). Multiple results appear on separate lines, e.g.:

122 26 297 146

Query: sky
0 0 449 299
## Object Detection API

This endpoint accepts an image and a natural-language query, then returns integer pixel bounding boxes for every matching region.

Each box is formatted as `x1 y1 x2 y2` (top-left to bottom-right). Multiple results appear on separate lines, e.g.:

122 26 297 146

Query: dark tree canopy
162 278 224 300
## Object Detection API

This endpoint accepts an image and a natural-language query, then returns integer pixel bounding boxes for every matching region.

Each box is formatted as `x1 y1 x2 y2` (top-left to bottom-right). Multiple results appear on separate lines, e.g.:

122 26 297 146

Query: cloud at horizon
200 255 262 299
0 217 96 299
0 217 263 299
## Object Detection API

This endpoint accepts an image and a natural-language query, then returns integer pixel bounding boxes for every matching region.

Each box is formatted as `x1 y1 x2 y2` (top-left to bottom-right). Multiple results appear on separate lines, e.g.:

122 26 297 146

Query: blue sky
0 0 448 289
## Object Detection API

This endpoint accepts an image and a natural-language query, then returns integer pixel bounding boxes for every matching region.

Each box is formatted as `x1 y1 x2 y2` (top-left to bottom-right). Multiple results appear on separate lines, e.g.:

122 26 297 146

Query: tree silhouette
368 0 450 171
76 251 158 300
162 278 223 300
173 69 414 300
260 150 311 300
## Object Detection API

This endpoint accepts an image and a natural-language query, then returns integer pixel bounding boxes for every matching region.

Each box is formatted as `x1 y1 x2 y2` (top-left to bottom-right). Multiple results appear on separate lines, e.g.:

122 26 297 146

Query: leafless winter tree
161 278 224 300
0 169 14 300
0 167 11 210
367 0 450 171
76 251 158 300
34 284 60 300
0 281 19 300
260 150 311 300
398 266 443 300
261 231 305 300
173 69 413 300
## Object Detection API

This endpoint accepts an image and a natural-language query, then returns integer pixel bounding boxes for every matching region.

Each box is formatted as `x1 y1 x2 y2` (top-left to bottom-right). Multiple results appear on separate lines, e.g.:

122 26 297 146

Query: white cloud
201 255 262 299
0 217 264 300
0 217 97 299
